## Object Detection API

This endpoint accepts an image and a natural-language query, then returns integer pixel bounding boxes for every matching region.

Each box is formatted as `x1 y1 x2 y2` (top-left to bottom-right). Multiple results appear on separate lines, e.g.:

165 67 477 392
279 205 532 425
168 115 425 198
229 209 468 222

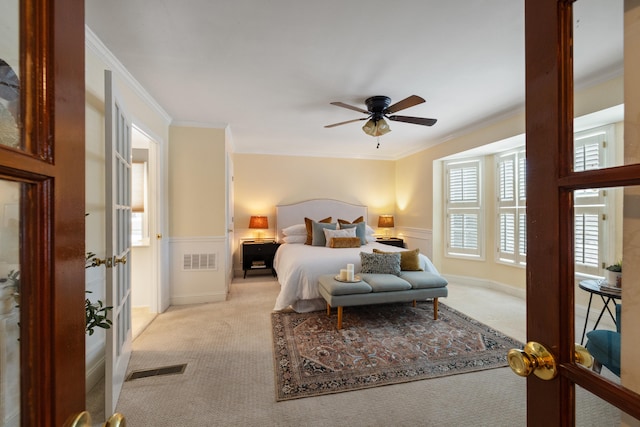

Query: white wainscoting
395 227 433 260
169 236 228 305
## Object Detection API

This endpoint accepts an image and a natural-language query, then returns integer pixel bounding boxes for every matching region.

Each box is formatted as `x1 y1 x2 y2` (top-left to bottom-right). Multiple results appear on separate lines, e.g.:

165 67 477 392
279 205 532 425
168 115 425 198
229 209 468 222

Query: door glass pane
0 1 21 150
573 0 640 169
575 184 640 413
0 179 20 426
576 385 625 425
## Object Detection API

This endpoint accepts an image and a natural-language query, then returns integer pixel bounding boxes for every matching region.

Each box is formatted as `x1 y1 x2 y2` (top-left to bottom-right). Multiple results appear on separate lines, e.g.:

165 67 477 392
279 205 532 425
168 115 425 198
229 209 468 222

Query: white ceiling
85 1 623 160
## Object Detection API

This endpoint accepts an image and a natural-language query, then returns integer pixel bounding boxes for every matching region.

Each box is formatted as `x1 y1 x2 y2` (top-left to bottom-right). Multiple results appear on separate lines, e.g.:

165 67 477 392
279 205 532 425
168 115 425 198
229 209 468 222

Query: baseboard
444 274 526 299
86 356 105 392
444 274 616 330
170 292 227 306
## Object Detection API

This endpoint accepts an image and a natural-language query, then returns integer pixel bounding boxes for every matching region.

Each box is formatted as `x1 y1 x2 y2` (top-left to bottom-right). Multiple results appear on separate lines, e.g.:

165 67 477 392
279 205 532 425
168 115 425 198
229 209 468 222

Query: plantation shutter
573 128 607 276
446 159 481 258
496 150 526 265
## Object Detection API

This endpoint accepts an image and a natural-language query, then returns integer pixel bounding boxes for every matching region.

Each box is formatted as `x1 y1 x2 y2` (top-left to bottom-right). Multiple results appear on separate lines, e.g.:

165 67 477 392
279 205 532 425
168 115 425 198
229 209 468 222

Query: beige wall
168 126 226 237
233 154 396 236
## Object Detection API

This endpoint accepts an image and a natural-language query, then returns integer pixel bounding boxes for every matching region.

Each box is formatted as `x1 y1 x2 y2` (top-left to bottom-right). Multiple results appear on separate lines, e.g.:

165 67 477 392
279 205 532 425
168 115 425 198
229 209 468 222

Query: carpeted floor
272 302 522 401
87 277 623 426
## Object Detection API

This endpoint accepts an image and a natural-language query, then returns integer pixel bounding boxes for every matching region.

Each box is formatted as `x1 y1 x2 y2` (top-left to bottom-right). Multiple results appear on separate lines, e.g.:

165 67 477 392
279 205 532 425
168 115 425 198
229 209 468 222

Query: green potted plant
85 251 113 335
605 261 622 287
0 265 111 334
0 270 19 315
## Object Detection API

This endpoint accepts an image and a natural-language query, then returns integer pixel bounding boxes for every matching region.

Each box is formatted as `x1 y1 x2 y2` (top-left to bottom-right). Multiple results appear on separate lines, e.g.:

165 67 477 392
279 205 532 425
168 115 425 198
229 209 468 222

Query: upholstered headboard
275 199 368 242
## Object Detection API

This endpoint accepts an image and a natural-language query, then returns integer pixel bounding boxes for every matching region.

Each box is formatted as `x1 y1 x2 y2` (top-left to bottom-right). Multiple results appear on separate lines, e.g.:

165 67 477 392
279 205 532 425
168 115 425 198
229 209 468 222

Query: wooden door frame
525 0 640 424
0 0 85 425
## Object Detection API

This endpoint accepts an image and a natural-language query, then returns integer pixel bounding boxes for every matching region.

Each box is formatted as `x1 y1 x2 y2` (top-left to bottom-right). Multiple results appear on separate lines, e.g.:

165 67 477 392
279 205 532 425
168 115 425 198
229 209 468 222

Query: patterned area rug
271 302 523 401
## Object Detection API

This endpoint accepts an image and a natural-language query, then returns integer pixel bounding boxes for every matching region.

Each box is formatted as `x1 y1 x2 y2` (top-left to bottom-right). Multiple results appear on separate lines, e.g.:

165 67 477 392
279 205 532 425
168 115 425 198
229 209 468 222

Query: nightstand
242 241 280 278
376 237 405 248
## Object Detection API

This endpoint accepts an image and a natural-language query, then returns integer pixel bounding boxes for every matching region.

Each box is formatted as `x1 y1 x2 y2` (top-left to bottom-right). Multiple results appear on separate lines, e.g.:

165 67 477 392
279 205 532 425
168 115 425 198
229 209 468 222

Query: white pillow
282 223 306 236
366 225 375 235
283 235 306 244
323 227 357 247
366 234 376 243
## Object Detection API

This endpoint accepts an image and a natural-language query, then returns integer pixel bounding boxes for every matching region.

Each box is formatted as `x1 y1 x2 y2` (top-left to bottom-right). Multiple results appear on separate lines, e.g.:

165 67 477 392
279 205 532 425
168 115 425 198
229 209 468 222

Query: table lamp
378 215 395 238
249 215 268 241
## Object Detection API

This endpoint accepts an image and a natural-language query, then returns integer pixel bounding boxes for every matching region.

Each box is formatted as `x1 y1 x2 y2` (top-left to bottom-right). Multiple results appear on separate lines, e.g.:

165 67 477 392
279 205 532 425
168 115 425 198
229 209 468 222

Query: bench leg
433 298 439 320
326 303 331 316
412 300 417 307
337 306 343 330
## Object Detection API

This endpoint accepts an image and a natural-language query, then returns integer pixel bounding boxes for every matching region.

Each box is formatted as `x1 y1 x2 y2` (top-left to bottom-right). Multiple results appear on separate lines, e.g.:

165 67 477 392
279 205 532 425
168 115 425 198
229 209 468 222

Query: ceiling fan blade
385 95 426 114
387 115 437 126
324 117 368 128
330 101 370 114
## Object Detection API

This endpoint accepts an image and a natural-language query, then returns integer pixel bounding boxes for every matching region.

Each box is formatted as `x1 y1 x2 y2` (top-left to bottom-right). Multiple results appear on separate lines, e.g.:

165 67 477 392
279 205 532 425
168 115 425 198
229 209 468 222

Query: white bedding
273 242 440 312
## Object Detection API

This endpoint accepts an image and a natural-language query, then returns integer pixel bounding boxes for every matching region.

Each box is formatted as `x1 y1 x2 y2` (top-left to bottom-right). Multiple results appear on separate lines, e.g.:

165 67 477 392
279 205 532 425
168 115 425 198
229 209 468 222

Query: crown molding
85 25 173 125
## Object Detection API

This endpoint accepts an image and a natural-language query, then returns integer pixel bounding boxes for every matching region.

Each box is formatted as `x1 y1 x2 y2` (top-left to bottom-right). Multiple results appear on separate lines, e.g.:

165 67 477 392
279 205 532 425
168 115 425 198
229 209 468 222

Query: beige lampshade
249 215 268 229
378 215 395 228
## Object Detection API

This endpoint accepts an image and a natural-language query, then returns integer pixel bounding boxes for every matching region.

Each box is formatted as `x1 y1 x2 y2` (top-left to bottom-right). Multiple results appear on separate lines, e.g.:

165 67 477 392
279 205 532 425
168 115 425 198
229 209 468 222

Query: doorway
131 126 161 338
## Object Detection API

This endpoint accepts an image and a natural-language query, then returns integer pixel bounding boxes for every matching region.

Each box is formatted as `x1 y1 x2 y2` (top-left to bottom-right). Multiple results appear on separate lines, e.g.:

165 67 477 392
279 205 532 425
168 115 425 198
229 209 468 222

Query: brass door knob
508 342 593 381
64 411 91 427
91 257 112 268
114 255 127 265
104 413 126 427
64 411 126 427
508 341 557 380
574 343 594 369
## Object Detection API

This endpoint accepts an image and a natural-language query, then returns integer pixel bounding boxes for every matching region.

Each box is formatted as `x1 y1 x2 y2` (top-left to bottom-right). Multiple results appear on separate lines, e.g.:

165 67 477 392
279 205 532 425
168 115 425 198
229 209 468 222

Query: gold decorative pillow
337 216 364 225
329 237 362 248
373 248 423 271
304 216 332 245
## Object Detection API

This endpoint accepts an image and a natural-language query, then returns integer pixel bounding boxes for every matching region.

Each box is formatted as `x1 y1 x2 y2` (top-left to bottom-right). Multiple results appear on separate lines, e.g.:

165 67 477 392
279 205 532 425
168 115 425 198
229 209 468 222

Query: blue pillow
311 221 337 246
339 222 367 245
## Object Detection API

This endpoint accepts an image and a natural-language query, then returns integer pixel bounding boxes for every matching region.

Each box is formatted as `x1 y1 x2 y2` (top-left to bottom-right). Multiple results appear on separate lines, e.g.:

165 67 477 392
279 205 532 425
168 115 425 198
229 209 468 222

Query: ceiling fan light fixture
376 118 391 135
362 118 391 137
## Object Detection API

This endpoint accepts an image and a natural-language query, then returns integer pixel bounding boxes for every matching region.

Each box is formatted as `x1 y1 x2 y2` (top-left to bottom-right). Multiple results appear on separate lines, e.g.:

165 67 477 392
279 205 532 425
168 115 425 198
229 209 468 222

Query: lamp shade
378 215 395 228
362 118 391 137
249 215 268 229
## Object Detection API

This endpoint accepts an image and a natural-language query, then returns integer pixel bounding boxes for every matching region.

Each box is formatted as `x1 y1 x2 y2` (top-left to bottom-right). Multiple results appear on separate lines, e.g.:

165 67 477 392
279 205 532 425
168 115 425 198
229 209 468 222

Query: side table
579 279 621 345
242 240 280 278
376 237 404 248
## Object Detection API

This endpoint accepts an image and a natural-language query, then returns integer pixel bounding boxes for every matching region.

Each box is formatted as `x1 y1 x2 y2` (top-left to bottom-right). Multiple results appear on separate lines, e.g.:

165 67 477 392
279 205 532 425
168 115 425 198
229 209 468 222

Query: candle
346 263 355 281
347 269 354 282
340 269 348 281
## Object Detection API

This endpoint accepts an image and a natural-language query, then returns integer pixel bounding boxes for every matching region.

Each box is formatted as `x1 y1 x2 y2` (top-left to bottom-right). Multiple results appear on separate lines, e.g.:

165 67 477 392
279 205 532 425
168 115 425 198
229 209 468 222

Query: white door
226 152 235 287
104 69 133 415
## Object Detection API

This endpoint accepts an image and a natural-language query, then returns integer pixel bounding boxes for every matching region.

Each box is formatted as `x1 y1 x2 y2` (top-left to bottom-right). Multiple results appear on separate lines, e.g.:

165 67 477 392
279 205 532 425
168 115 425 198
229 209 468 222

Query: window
445 159 482 258
573 125 611 276
496 149 526 266
131 148 150 246
490 125 613 274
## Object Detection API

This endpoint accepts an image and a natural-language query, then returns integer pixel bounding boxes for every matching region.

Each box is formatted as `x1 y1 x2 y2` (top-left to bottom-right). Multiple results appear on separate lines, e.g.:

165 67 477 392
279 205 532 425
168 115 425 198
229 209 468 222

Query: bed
273 199 440 312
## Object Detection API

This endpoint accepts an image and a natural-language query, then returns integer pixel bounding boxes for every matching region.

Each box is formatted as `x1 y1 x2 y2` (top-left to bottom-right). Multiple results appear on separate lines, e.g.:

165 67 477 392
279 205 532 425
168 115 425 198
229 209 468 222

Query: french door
524 0 640 424
0 0 86 425
104 70 133 416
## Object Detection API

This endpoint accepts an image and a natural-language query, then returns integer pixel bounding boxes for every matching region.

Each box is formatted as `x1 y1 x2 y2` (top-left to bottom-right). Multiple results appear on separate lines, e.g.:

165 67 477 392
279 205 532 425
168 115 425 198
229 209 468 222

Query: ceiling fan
324 95 437 137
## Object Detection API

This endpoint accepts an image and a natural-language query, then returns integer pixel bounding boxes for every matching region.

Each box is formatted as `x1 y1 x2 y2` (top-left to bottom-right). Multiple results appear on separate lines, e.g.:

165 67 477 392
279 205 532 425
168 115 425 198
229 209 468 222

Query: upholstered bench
318 272 448 329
